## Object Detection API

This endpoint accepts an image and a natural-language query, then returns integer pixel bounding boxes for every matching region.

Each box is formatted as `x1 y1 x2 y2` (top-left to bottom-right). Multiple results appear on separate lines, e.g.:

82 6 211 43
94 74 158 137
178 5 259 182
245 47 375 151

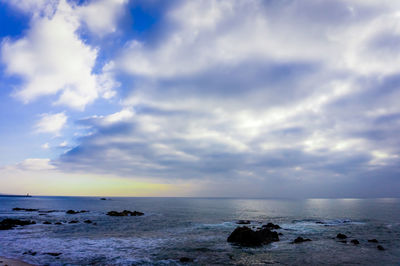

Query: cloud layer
1 0 400 197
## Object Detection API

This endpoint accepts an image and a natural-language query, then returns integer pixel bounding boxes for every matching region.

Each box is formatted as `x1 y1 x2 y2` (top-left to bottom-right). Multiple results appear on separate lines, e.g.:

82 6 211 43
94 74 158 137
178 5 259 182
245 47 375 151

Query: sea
0 197 399 265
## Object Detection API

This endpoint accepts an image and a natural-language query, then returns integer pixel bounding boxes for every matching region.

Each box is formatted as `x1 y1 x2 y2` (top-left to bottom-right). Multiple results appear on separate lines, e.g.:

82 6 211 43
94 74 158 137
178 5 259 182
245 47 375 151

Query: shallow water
0 197 399 265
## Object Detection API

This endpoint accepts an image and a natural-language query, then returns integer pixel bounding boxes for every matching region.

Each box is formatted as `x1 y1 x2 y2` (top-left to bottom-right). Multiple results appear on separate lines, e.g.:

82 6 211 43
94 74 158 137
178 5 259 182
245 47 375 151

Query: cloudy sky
0 0 399 197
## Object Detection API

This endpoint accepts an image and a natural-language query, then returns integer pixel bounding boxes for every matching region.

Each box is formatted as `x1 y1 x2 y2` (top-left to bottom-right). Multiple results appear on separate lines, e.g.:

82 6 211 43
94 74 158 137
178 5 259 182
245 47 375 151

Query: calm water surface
0 197 399 265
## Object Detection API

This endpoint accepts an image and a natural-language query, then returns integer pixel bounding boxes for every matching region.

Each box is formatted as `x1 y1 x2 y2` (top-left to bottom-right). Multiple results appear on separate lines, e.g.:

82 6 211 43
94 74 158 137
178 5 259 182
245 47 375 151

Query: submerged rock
377 245 385 251
350 239 359 245
0 218 36 230
45 253 62 256
55 222 62 225
68 220 79 224
84 220 92 224
13 207 39 212
23 250 37 256
43 221 52 225
262 222 281 230
107 210 144 216
227 226 279 246
368 239 379 243
100 198 107 200
336 233 347 239
179 257 194 263
237 220 251 224
292 237 312 244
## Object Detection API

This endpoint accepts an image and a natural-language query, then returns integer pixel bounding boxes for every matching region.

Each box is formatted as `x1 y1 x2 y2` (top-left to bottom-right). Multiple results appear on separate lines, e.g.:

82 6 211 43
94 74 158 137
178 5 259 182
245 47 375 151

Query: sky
0 0 399 198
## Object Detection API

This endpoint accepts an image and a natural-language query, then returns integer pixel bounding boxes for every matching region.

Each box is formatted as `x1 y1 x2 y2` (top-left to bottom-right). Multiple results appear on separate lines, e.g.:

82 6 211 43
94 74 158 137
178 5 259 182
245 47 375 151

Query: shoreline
0 257 33 266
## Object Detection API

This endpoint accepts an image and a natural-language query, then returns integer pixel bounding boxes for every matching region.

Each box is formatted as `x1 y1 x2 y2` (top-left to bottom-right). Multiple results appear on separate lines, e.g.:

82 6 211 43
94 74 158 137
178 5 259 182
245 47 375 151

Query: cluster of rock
336 233 384 250
106 210 144 216
227 225 280 246
0 218 36 230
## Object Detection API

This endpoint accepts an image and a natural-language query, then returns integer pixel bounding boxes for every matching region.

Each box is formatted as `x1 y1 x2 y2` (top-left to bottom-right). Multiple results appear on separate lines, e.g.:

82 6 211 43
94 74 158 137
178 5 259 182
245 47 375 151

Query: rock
66 210 88 214
13 207 39 212
278 232 283 236
55 222 62 225
100 198 107 200
68 220 79 224
179 257 194 263
84 220 92 224
292 237 312 244
339 240 347 243
377 245 385 251
336 233 347 239
23 250 37 256
350 239 359 245
45 253 61 256
237 220 251 224
0 218 36 230
368 239 378 243
106 210 144 216
262 222 281 230
316 221 324 224
43 221 52 225
227 226 279 246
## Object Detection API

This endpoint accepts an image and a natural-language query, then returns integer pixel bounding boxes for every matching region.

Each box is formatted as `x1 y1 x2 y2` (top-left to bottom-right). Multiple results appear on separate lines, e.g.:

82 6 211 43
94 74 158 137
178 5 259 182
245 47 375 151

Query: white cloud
77 0 128 36
35 112 67 135
1 0 120 110
42 143 50 149
17 158 55 171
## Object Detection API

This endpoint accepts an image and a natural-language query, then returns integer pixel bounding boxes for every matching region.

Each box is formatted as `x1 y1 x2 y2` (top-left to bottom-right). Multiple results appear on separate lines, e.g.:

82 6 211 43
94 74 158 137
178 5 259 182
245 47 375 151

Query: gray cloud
55 0 400 197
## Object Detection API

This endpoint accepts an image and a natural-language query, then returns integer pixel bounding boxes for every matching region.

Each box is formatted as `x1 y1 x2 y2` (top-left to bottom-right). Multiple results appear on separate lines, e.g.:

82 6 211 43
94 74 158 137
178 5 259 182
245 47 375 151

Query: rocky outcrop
227 226 279 246
0 218 36 230
377 245 385 251
179 257 194 263
262 222 281 230
84 220 92 224
237 220 251 224
350 239 359 245
336 233 347 239
107 210 144 216
292 236 312 244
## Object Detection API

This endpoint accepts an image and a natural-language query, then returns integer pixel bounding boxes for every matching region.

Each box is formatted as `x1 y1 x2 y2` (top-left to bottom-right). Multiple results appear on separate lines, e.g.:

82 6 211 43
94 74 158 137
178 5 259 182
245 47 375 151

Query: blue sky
0 0 399 197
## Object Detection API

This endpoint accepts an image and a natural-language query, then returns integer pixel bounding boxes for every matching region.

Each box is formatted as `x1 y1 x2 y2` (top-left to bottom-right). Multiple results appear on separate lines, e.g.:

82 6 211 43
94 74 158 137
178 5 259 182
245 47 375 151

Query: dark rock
262 222 281 230
84 220 92 224
368 239 378 243
315 221 324 224
179 257 194 263
227 226 279 246
93 222 97 225
292 237 312 244
106 210 144 216
237 220 251 224
55 222 62 225
13 207 39 212
0 218 36 230
278 232 283 236
23 250 37 256
339 240 347 243
66 210 88 214
45 253 61 256
377 245 385 251
336 233 347 239
43 221 52 225
100 198 107 200
350 239 359 245
68 220 79 224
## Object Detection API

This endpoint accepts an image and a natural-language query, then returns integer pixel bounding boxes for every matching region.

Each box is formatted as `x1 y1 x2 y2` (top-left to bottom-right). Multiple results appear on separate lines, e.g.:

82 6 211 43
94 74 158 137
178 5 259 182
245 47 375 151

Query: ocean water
0 197 399 265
